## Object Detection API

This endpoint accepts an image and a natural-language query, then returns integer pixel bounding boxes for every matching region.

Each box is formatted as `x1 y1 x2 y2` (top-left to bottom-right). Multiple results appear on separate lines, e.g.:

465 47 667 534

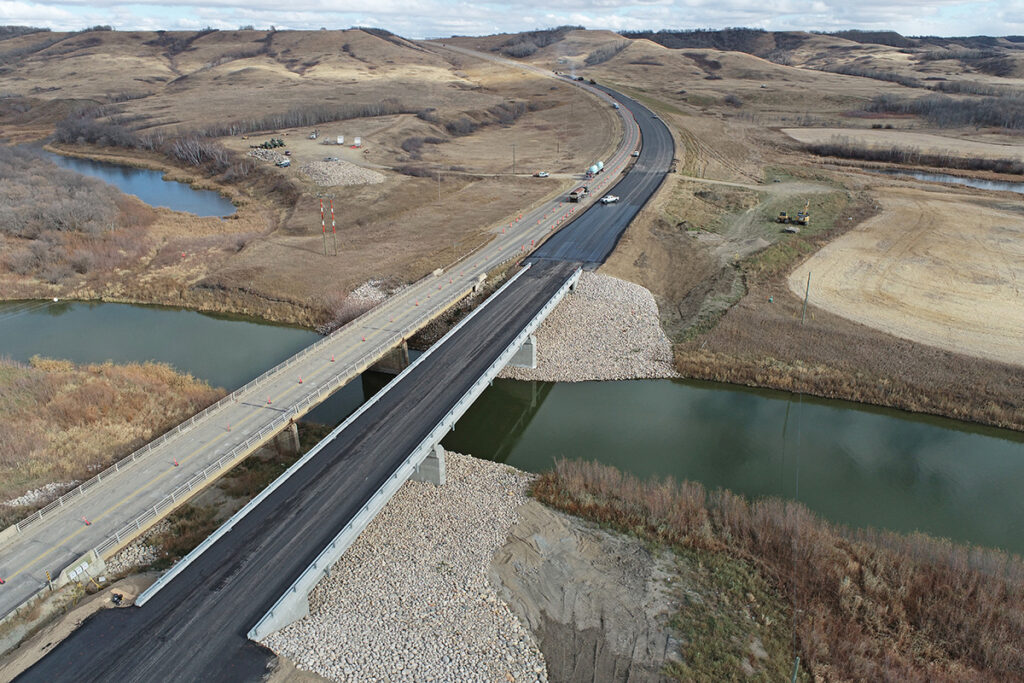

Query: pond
40 150 237 217
870 168 1024 195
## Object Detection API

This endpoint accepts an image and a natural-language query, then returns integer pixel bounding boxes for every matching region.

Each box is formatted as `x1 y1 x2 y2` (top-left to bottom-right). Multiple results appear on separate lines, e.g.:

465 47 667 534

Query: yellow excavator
795 200 810 226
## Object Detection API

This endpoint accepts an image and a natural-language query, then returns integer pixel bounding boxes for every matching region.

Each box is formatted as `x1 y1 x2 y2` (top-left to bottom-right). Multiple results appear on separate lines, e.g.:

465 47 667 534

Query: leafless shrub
806 136 1024 174
867 93 1024 129
822 63 922 88
534 459 1024 680
723 93 743 107
395 164 433 177
502 41 538 58
584 41 629 66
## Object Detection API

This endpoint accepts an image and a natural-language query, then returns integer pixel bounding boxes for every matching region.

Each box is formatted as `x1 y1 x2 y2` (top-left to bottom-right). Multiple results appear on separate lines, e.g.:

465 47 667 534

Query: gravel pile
263 453 546 683
500 272 679 382
248 148 287 164
2 481 79 508
348 279 389 307
299 160 385 187
104 520 169 575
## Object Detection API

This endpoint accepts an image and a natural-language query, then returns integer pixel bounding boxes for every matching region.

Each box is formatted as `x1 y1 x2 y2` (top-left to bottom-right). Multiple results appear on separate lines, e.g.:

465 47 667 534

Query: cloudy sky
2 0 1021 39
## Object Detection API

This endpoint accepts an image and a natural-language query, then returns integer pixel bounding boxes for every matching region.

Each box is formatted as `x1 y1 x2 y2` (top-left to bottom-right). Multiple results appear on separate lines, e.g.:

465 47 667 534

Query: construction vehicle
569 186 589 202
795 200 810 226
777 201 810 227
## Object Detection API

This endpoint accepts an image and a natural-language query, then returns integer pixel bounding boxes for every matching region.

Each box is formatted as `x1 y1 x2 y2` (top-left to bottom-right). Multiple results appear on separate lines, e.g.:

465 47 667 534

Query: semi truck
569 186 589 202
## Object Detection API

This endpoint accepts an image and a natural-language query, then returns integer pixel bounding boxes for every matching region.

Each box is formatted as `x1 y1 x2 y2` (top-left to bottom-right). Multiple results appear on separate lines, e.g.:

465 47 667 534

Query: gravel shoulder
499 272 679 382
261 452 547 683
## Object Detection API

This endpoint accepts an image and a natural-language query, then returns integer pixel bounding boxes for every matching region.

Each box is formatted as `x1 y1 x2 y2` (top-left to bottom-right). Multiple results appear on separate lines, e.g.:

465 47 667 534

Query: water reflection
869 168 1024 195
445 378 1024 555
40 151 237 217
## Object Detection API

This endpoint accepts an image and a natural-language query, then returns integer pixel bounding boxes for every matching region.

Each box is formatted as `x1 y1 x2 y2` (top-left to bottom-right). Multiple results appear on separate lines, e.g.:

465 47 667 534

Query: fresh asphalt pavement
17 86 672 682
530 86 674 267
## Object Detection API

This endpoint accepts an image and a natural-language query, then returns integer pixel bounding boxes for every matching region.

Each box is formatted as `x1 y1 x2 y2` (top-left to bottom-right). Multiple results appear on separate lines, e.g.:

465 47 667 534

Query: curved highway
18 86 674 682
530 85 674 266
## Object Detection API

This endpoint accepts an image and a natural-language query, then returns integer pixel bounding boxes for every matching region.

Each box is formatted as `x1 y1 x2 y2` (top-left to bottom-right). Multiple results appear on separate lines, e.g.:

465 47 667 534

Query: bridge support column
411 444 446 486
371 340 410 375
507 334 537 369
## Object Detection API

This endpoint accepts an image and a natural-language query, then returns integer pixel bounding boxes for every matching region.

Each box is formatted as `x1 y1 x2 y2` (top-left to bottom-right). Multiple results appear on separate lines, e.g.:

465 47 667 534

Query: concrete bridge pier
275 420 301 454
410 444 446 486
370 340 411 375
508 334 537 369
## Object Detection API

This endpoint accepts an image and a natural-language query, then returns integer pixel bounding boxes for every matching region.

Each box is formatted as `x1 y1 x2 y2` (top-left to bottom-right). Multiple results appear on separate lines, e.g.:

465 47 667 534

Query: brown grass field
0 357 223 524
0 29 616 326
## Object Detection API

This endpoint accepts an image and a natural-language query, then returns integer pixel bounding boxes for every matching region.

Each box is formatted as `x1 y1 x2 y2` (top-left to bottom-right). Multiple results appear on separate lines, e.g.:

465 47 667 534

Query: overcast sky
2 0 1021 39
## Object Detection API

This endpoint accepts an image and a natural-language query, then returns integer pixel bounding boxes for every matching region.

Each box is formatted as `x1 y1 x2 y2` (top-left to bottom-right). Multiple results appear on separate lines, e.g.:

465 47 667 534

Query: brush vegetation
533 459 1024 681
0 356 224 526
806 136 1024 175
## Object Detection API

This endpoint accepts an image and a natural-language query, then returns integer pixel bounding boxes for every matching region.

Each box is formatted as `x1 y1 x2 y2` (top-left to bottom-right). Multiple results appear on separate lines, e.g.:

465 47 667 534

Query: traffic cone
361 335 366 342
173 459 179 467
82 517 91 526
330 354 335 362
298 376 303 384
267 397 272 405
227 423 231 431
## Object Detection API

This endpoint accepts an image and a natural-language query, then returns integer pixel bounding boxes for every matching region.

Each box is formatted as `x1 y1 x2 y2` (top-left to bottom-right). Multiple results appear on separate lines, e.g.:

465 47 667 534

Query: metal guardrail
93 280 477 560
137 264 535 608
0 265 474 545
248 265 581 640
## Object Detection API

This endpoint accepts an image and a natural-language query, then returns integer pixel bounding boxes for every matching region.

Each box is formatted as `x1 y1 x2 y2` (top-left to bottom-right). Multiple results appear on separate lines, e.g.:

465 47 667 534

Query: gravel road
500 272 679 382
262 452 547 683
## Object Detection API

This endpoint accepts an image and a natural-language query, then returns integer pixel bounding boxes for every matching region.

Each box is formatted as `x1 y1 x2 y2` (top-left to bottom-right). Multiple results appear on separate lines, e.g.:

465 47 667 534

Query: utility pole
512 143 516 175
319 198 327 256
801 271 811 325
436 168 441 202
330 198 337 256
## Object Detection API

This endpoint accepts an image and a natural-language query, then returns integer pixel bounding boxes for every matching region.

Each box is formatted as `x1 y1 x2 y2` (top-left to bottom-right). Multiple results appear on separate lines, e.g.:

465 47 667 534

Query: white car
533 171 549 178
631 150 640 157
601 195 619 204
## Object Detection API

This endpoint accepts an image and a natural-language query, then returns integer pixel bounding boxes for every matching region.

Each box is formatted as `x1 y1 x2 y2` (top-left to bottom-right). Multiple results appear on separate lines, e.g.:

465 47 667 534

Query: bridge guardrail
92 280 478 560
2 265 473 545
248 265 580 640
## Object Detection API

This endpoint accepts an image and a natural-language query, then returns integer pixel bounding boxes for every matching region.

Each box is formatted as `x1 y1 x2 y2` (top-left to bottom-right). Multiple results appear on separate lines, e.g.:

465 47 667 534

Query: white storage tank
337 135 344 145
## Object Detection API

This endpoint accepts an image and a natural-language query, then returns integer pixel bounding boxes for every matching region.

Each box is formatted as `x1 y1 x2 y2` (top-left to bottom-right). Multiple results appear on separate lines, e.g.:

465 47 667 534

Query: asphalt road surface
18 84 673 682
530 86 674 267
18 261 580 683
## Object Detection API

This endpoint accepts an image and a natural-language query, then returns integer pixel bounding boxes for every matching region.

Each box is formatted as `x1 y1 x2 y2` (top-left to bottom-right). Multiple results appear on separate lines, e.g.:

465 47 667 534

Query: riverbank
261 452 547 682
499 272 679 382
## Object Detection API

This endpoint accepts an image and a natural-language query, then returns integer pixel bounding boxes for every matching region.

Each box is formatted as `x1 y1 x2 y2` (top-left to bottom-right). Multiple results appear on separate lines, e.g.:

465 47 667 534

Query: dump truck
569 186 589 202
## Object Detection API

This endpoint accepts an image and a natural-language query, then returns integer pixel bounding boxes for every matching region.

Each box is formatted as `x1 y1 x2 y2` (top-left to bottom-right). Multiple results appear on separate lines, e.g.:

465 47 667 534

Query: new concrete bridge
15 77 673 681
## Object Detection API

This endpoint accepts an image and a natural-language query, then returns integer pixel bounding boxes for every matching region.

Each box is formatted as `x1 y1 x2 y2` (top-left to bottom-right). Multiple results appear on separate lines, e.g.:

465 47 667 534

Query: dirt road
789 186 1024 367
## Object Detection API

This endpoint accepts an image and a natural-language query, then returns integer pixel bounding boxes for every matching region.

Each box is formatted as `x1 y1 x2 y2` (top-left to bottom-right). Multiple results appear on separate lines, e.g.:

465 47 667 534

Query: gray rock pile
248 148 287 164
500 272 679 382
262 453 547 682
299 160 385 187
104 520 169 575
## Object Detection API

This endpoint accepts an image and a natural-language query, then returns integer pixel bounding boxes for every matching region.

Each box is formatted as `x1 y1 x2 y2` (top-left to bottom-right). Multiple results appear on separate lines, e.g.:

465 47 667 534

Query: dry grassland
0 29 617 325
0 357 223 524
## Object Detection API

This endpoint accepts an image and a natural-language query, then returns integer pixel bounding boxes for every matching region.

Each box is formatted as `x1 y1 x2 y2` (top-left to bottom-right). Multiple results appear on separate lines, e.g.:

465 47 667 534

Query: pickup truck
601 195 619 204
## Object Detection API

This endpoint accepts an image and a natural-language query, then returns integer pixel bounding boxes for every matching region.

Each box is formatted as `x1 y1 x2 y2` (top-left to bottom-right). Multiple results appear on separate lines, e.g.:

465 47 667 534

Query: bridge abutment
507 334 537 369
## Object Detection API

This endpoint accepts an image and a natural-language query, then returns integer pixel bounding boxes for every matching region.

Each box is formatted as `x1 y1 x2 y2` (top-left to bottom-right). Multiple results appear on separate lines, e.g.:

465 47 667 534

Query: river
1 299 1021 555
